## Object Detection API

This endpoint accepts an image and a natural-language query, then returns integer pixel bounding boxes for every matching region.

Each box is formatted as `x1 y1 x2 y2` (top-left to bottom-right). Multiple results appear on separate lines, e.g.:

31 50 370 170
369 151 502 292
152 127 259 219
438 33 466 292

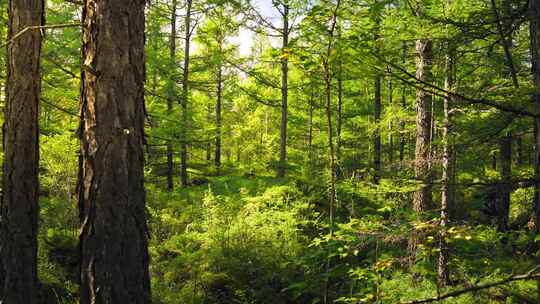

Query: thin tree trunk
374 74 382 183
388 77 394 165
1 0 43 302
373 15 382 184
400 43 407 165
498 134 512 232
308 88 314 163
79 0 150 302
180 0 193 187
215 54 223 174
167 0 177 191
336 59 343 178
439 43 455 287
206 103 212 162
278 2 289 178
322 3 341 302
517 136 523 165
494 0 515 233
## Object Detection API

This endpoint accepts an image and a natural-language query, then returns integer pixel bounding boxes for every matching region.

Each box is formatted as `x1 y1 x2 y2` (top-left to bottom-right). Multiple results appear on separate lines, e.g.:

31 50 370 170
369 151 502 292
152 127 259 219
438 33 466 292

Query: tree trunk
517 136 523 166
206 103 212 162
278 2 289 178
336 59 343 178
413 39 433 213
309 89 314 154
1 0 43 302
497 134 512 232
439 43 455 287
409 39 433 264
399 43 407 165
167 0 177 191
79 0 150 302
374 73 382 183
373 15 382 184
215 56 223 174
388 77 394 165
180 0 193 187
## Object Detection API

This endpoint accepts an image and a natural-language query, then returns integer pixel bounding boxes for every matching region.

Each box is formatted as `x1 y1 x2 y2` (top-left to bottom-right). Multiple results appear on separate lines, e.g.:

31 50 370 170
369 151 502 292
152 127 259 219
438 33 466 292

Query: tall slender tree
78 0 150 302
438 41 455 287
167 0 178 191
1 0 43 302
180 0 194 187
530 0 540 298
278 0 290 178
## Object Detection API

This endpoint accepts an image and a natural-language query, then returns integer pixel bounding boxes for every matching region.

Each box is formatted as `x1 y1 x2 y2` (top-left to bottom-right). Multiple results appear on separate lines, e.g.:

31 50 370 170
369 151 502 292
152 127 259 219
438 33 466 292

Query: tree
279 0 290 178
243 0 301 177
438 40 455 287
180 0 194 187
1 0 43 302
532 0 540 235
78 0 150 302
167 0 178 190
413 38 433 215
373 10 382 184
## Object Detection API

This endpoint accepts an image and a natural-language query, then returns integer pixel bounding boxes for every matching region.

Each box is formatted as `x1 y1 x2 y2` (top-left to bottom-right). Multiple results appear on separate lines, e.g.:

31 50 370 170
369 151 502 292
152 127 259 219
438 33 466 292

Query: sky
233 0 281 56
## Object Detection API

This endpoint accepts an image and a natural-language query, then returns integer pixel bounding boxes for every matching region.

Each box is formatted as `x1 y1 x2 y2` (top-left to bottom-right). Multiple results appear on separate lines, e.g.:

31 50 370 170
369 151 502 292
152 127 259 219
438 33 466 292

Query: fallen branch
402 266 540 304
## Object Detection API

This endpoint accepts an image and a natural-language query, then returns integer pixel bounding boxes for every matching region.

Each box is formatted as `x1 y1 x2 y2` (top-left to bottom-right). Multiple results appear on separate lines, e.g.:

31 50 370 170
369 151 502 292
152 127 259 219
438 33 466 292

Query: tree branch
1 23 81 49
402 266 540 304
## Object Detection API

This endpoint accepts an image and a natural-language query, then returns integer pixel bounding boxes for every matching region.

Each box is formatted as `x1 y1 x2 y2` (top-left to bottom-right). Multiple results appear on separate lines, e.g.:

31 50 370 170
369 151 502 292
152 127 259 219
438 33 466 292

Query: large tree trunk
409 39 433 264
278 2 289 178
413 39 433 212
79 0 150 302
1 0 43 302
167 0 177 191
180 0 193 187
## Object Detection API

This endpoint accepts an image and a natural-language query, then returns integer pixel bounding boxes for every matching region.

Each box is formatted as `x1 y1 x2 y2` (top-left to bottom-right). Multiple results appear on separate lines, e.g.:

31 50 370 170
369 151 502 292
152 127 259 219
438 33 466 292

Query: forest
3 0 540 303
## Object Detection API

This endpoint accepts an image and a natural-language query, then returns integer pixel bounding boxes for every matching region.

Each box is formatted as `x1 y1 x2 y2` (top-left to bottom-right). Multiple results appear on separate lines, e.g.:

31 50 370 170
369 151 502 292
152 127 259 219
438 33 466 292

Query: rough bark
167 0 177 191
409 39 433 265
277 2 289 178
180 0 193 187
79 0 150 302
1 0 43 302
413 39 433 213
